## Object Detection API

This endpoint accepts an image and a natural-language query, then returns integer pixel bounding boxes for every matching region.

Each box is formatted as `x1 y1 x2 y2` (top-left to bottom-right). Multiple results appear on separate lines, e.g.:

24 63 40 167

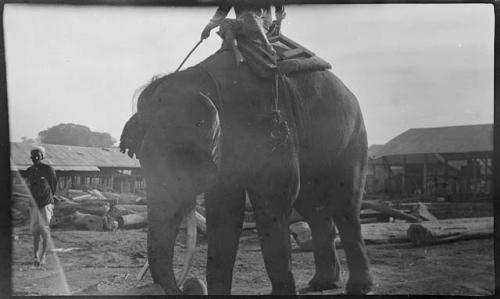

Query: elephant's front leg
205 181 246 295
146 187 186 294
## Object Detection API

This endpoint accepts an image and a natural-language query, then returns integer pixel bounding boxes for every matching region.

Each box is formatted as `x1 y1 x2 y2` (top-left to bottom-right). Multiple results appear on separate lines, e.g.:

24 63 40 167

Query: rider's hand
201 25 212 40
268 20 281 36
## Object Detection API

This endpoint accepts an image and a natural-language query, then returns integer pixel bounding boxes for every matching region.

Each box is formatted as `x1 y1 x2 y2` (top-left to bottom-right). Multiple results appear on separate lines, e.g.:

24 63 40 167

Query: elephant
120 49 374 295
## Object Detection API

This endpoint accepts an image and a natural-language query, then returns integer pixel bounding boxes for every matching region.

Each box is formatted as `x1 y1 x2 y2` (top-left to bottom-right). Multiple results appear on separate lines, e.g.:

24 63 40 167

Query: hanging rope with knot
269 71 290 152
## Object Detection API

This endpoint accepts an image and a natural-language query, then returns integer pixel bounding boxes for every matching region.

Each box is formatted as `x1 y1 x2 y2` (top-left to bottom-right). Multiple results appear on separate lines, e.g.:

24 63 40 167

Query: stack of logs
52 189 149 231
51 190 210 233
45 191 494 250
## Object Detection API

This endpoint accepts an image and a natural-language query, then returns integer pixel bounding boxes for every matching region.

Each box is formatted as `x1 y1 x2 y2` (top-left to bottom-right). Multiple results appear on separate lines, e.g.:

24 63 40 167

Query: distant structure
366 124 493 201
11 142 144 194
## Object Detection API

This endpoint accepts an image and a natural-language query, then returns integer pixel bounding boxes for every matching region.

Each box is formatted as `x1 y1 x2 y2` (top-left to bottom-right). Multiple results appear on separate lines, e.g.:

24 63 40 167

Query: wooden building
367 124 493 201
10 142 144 194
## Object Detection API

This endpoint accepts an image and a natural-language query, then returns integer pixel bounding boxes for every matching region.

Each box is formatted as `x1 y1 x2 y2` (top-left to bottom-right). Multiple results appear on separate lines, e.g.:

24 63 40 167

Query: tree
38 123 116 147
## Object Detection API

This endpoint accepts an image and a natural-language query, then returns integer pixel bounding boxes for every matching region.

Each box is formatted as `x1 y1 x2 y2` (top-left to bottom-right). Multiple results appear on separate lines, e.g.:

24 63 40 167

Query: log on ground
102 192 146 205
290 217 493 250
71 198 118 207
407 217 493 246
108 205 137 219
56 211 117 231
71 194 93 201
361 221 413 244
114 204 148 214
118 213 148 229
87 189 107 200
54 201 110 217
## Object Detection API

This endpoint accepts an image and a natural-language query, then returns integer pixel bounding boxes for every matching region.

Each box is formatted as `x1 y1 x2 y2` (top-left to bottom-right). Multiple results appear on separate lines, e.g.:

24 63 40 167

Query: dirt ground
12 225 495 296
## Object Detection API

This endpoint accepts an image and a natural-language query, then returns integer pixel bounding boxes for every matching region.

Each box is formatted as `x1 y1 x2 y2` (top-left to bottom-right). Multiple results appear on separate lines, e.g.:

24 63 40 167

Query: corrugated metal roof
13 165 100 171
373 124 493 159
368 144 384 159
11 142 140 171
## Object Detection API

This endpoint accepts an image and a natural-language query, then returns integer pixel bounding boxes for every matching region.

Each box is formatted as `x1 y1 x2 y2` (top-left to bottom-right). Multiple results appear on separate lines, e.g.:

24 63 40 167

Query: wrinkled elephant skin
120 52 373 295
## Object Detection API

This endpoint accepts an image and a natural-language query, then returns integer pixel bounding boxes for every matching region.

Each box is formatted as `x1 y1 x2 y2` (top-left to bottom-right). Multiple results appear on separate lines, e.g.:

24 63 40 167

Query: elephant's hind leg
331 158 374 294
294 183 342 292
247 188 297 294
333 211 373 294
307 214 343 290
205 181 246 295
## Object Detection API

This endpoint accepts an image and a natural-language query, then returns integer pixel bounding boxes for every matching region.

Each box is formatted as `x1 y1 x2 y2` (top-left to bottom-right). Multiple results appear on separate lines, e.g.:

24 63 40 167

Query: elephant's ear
120 113 146 159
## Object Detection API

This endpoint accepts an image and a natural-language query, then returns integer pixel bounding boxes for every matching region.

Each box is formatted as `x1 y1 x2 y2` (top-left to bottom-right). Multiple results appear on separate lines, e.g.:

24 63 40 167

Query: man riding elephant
120 4 373 296
201 2 286 61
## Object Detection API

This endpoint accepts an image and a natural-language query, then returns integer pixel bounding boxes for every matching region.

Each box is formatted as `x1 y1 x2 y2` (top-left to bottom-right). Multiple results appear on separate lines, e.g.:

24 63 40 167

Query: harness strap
195 64 289 153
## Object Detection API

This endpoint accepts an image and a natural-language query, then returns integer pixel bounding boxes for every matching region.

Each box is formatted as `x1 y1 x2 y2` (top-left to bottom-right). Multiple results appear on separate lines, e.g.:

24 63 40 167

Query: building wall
16 167 145 194
366 156 492 200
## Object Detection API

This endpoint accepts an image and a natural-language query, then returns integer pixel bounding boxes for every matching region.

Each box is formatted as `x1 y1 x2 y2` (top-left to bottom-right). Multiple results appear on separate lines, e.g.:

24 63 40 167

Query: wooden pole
485 158 489 193
483 158 488 194
423 154 428 195
472 158 477 197
371 163 378 193
383 157 394 198
481 158 486 193
402 155 407 196
444 158 448 195
466 158 471 195
361 200 422 223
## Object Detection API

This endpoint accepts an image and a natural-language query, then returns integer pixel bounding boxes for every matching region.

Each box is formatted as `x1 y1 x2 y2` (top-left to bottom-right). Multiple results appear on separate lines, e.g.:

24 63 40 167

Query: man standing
25 146 57 266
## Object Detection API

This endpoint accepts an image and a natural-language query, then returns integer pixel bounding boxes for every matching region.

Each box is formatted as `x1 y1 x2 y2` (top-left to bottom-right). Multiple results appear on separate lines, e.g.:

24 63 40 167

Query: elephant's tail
120 113 146 159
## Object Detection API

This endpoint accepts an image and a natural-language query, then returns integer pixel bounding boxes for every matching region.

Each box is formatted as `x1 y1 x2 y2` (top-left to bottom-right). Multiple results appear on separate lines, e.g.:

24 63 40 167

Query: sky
4 3 494 146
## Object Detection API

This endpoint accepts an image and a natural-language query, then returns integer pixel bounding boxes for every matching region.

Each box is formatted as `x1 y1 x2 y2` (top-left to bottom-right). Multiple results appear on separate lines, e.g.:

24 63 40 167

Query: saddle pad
237 35 331 78
277 56 332 76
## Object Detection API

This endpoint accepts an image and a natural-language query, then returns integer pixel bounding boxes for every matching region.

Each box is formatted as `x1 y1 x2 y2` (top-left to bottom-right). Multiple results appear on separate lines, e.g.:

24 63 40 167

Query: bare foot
39 256 47 265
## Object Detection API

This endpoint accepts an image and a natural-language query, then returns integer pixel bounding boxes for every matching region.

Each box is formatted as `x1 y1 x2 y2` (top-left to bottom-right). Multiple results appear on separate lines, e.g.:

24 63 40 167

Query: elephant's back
286 70 366 161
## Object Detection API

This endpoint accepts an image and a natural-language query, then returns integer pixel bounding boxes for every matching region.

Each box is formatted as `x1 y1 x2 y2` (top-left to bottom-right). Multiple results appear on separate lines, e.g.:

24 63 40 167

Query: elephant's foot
182 278 208 295
302 272 343 292
345 282 374 295
268 277 297 295
270 285 297 295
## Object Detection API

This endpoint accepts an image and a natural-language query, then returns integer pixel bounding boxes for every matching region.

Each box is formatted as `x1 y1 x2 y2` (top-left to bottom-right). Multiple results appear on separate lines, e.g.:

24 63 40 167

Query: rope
272 71 280 112
175 39 204 73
